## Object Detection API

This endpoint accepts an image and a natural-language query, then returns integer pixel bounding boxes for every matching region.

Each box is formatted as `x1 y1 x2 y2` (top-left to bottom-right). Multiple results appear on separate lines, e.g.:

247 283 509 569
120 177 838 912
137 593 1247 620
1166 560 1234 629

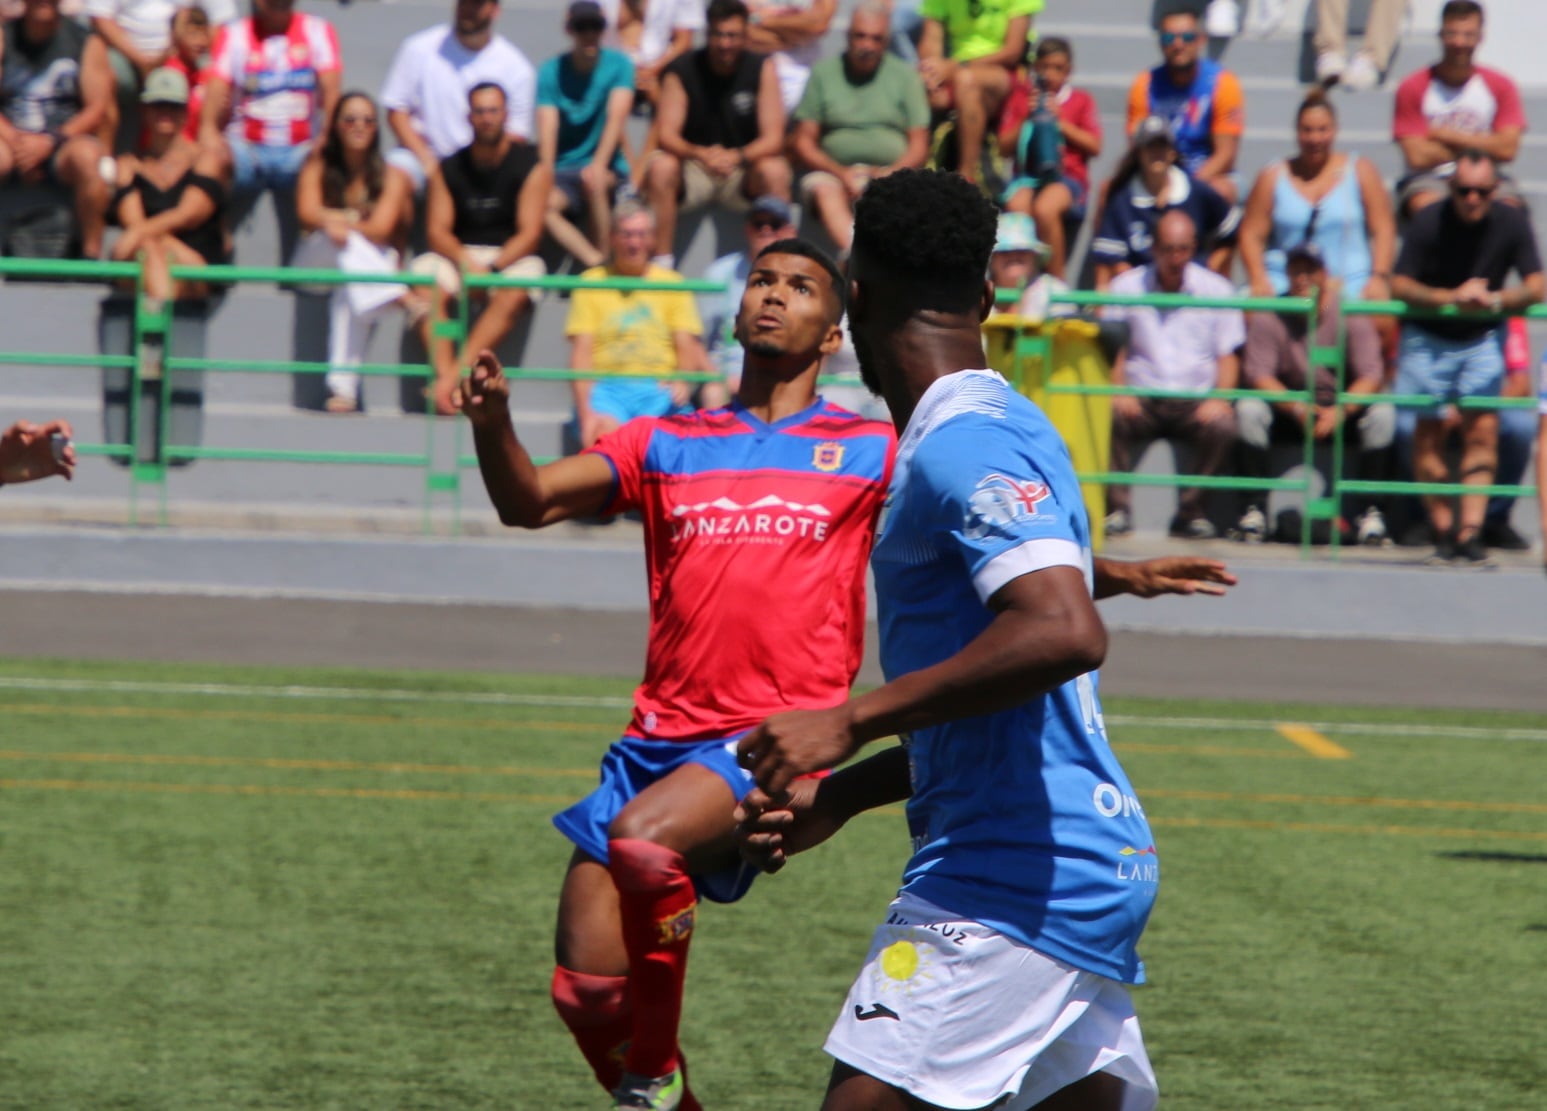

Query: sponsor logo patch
963 472 1055 539
655 906 695 945
812 442 845 472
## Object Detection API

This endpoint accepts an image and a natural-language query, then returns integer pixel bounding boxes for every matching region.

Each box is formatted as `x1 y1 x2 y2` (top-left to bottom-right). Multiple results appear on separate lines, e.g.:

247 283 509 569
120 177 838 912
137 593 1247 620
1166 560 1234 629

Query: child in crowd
998 36 1101 280
988 211 1071 323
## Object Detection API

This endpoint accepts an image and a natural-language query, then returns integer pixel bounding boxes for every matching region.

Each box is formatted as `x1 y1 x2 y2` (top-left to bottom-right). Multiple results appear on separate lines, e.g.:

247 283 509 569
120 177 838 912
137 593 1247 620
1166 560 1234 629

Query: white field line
0 677 1543 742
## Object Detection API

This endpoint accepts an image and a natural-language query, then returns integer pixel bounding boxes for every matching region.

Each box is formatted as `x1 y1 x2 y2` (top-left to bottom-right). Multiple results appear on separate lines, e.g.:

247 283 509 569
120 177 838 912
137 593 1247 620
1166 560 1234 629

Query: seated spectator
536 1 634 270
1390 150 1544 566
788 0 928 255
1315 0 1410 91
987 210 1069 323
568 200 705 449
600 0 702 107
644 0 790 267
110 67 227 307
0 0 113 258
746 0 835 113
379 0 535 197
1127 6 1244 204
1092 116 1237 290
200 0 340 232
86 0 185 146
1235 243 1397 545
411 83 550 415
1391 1 1523 220
918 0 1040 186
1102 210 1244 540
291 92 422 414
1538 358 1547 564
1239 90 1395 305
700 194 795 386
157 6 210 145
0 418 76 485
998 35 1100 280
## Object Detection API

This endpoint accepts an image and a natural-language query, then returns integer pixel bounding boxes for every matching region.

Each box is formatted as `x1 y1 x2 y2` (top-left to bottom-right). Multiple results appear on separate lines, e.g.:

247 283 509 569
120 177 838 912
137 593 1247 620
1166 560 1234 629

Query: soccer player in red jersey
457 237 893 1111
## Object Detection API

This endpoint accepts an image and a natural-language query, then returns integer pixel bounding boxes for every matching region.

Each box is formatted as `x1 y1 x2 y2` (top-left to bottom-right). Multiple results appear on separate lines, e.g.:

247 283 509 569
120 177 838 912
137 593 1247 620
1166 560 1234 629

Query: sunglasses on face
1160 30 1199 45
749 219 784 232
569 18 605 33
1453 184 1496 199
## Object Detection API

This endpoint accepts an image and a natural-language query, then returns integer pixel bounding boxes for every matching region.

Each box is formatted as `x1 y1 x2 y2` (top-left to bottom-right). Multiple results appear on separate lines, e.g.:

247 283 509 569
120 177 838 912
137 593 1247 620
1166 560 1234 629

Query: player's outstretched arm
739 567 1106 797
456 351 615 527
736 746 911 874
1092 556 1237 600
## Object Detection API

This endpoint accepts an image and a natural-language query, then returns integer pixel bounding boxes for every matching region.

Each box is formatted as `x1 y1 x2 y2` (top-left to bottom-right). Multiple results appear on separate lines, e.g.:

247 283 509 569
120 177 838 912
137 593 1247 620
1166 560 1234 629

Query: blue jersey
871 370 1157 984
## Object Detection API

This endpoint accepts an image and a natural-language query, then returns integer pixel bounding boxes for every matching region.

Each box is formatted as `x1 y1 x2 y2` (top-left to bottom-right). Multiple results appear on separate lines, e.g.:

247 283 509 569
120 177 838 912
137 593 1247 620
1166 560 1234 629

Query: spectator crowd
0 0 1544 562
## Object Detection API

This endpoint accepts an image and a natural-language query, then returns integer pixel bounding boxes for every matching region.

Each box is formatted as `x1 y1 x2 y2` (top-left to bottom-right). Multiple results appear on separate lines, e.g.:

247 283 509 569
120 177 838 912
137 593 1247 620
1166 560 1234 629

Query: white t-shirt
750 0 825 112
1106 262 1245 392
601 0 705 68
84 0 186 55
379 25 536 157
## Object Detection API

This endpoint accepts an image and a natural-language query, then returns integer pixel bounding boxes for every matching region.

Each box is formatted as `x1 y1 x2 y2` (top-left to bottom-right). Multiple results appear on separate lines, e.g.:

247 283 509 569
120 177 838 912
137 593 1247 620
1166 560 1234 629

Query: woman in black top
110 70 227 303
292 91 420 412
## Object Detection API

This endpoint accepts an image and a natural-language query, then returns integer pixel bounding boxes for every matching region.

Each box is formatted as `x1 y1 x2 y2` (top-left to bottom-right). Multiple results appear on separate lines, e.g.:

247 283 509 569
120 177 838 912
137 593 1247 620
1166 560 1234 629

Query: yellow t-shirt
565 264 704 378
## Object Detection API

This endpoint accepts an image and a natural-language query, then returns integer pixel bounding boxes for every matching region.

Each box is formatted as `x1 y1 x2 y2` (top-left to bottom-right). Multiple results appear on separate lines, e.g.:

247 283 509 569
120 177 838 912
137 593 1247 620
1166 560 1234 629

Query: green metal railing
2 258 737 530
1000 288 1542 556
6 256 1539 550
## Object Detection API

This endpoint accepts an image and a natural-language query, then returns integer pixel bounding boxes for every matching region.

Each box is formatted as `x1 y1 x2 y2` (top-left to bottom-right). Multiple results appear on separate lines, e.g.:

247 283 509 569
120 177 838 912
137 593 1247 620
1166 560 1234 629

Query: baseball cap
141 67 190 107
748 194 793 225
1132 115 1175 148
993 212 1052 260
566 0 605 30
1286 241 1327 268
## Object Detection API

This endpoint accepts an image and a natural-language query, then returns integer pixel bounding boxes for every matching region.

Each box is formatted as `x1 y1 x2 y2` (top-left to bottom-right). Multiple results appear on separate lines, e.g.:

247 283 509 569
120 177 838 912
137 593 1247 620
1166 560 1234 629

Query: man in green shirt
919 0 1042 185
789 1 929 252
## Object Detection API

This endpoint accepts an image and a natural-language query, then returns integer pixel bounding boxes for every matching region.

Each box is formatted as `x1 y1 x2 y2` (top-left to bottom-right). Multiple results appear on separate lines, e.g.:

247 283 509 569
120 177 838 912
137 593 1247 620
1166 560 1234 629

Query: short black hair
468 81 506 106
1441 0 1484 23
1455 148 1499 174
1035 36 1072 63
851 169 997 314
754 237 846 320
707 0 749 25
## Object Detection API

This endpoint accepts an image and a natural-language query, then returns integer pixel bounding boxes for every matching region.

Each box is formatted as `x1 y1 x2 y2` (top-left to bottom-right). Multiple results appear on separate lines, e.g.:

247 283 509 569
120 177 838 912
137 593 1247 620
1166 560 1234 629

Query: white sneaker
1356 507 1390 547
1232 505 1267 543
1315 51 1347 86
1205 0 1240 38
1342 52 1381 91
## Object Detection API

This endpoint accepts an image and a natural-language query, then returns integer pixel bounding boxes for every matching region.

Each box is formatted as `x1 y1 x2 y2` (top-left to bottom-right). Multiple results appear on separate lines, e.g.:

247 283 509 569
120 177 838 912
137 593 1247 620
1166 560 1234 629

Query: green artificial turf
1 658 1543 1109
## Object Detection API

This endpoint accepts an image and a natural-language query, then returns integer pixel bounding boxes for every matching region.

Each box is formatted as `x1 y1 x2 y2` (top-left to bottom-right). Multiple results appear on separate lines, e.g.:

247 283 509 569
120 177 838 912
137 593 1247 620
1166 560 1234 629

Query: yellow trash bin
982 315 1113 551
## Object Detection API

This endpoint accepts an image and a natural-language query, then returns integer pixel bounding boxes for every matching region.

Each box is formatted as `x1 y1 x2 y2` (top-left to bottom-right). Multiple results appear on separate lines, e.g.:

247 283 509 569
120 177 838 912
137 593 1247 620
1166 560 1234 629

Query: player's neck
881 322 990 433
735 365 820 422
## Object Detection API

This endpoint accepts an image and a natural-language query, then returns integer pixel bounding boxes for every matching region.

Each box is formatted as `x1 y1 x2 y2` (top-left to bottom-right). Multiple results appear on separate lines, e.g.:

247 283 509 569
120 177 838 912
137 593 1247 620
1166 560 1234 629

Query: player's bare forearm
471 420 547 528
739 569 1106 794
1093 556 1236 600
737 746 910 872
848 574 1105 745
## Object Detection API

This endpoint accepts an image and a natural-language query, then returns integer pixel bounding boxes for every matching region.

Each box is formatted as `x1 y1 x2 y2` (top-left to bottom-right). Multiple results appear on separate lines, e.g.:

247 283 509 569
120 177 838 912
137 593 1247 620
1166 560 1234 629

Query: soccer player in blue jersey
736 169 1182 1110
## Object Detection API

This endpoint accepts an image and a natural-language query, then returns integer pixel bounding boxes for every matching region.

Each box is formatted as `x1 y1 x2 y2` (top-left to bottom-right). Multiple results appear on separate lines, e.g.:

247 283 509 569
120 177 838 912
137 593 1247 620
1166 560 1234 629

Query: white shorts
824 893 1158 1111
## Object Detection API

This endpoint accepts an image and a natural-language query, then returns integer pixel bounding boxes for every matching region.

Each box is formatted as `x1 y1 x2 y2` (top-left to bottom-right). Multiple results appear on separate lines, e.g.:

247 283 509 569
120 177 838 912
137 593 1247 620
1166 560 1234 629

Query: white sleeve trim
972 538 1085 604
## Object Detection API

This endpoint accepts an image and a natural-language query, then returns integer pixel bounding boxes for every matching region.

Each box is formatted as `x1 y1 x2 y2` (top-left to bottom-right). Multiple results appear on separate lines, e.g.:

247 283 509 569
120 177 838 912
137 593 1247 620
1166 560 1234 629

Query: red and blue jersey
589 399 895 742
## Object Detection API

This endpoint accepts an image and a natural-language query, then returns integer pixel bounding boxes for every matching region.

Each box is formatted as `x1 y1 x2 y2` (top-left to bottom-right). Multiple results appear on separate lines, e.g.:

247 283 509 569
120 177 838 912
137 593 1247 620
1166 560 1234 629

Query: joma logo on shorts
656 907 695 944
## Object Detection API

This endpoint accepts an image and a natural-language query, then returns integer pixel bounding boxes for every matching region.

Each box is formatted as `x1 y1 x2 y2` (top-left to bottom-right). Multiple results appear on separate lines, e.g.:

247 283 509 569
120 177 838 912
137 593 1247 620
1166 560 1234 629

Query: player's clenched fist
455 350 512 428
736 704 863 797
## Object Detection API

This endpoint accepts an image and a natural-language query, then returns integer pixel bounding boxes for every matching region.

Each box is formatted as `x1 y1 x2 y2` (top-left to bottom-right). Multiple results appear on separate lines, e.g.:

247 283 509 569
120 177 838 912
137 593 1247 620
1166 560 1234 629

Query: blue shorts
587 380 694 424
552 734 759 904
229 139 311 197
1396 327 1505 418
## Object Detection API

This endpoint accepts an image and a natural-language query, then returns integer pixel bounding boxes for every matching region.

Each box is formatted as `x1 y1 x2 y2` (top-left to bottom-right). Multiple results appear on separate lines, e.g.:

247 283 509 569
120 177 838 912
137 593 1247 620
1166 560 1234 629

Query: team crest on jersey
811 442 845 472
963 473 1054 539
656 906 695 945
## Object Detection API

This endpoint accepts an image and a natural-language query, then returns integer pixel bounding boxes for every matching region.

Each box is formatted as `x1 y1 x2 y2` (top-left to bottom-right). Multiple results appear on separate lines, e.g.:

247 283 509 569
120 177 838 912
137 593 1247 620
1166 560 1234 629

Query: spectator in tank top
1239 89 1396 306
410 82 551 416
641 0 791 267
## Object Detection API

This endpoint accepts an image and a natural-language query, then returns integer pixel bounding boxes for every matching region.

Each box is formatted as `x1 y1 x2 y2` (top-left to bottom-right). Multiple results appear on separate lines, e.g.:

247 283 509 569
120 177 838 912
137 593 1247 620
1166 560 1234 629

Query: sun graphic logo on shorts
868 934 938 998
656 906 696 944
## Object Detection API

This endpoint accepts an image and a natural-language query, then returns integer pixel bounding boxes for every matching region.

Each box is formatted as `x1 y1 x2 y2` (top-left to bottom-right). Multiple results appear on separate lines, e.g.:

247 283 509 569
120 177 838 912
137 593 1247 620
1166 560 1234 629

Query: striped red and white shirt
210 13 341 147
